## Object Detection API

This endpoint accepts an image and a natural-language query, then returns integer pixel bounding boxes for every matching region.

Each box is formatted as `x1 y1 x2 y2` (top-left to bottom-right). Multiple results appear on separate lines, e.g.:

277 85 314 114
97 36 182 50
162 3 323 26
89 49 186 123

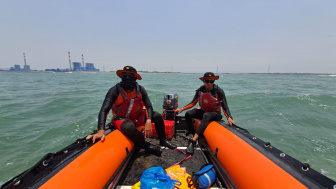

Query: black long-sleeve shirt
97 84 153 130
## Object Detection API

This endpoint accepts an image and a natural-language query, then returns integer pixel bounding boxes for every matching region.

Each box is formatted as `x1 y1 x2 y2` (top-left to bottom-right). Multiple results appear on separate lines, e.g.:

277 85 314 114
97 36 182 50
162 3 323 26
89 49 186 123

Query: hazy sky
1 0 335 73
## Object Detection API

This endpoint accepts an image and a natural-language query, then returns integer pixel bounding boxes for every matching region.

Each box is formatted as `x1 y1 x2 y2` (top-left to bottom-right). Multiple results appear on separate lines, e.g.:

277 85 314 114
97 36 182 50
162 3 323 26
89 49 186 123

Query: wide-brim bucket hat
199 72 219 81
116 66 142 80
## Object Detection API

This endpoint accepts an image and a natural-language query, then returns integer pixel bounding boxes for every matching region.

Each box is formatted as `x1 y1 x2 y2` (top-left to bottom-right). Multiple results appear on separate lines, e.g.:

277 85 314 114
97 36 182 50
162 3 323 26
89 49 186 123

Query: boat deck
117 133 219 188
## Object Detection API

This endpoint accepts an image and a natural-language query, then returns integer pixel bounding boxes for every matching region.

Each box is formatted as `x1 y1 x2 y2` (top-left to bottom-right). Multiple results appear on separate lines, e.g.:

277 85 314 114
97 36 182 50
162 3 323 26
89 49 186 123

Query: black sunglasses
204 80 214 84
122 73 135 78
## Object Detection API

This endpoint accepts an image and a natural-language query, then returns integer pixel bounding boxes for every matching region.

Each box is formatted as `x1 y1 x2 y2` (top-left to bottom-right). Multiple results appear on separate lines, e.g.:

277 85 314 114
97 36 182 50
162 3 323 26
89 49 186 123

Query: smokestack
23 53 27 66
68 51 72 70
82 54 84 68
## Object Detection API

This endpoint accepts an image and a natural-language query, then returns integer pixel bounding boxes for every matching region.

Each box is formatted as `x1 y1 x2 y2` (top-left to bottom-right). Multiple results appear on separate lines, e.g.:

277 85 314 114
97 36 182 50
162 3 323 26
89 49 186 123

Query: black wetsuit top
97 83 153 130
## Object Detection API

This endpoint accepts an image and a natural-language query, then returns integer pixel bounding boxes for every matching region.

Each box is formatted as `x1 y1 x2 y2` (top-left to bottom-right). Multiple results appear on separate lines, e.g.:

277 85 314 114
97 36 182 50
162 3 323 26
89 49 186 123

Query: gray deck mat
117 134 210 186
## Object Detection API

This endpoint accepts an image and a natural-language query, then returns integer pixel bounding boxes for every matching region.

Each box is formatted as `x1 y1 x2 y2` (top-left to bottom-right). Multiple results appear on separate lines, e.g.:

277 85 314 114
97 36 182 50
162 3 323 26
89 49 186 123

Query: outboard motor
162 92 178 120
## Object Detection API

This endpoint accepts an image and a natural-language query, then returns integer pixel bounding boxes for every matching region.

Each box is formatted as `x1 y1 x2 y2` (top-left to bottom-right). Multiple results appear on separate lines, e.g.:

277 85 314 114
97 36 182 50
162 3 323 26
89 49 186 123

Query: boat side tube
1 129 134 189
202 121 336 189
198 137 237 189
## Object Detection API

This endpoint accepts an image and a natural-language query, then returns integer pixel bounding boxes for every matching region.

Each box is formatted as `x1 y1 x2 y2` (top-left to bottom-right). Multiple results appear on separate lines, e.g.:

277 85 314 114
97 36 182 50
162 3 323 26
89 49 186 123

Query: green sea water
0 72 335 185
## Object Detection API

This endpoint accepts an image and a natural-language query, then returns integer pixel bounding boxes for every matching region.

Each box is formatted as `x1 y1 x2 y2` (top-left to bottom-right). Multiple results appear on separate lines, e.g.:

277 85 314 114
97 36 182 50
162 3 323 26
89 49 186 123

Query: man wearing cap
175 72 236 155
86 66 176 156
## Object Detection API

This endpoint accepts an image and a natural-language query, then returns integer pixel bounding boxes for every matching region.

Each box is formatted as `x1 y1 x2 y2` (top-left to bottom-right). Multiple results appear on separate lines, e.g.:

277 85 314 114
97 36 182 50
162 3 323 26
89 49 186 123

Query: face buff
120 77 137 91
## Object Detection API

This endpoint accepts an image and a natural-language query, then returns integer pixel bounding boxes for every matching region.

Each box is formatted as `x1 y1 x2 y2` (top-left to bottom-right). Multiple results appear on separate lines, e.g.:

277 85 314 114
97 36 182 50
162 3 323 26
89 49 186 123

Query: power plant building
85 63 100 71
7 53 31 71
72 62 99 72
14 65 21 71
24 65 31 71
72 62 85 71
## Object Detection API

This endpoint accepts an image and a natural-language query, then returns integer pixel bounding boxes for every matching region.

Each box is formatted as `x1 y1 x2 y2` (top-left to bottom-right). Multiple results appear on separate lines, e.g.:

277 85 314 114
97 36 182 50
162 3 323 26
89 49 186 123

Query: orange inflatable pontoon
193 120 335 189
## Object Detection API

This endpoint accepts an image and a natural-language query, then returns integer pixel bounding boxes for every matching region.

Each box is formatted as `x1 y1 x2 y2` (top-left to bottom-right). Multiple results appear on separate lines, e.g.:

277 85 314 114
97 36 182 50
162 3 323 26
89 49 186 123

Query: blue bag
140 166 181 189
192 164 216 189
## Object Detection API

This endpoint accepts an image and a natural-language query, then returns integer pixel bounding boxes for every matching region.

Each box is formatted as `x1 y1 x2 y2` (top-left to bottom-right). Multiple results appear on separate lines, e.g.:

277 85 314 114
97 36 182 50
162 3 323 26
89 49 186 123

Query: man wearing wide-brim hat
87 66 176 156
175 72 236 155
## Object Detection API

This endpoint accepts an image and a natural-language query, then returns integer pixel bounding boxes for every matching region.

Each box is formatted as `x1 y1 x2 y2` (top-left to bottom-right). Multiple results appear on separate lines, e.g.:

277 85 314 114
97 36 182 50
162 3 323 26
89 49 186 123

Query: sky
1 0 335 73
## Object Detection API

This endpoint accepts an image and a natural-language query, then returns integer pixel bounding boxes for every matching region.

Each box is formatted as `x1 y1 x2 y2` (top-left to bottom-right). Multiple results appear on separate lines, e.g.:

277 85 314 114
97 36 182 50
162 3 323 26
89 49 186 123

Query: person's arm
87 86 119 142
97 86 119 130
139 85 154 138
139 85 153 120
217 88 236 126
175 90 199 114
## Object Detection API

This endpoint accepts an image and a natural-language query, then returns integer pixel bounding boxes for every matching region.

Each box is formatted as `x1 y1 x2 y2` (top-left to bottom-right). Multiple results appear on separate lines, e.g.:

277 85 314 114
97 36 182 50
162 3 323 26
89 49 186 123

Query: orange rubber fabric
204 122 307 189
40 130 134 189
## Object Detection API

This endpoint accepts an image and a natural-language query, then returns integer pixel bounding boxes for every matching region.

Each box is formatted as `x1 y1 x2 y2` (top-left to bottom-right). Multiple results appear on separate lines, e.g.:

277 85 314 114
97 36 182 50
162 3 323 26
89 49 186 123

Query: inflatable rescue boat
1 93 335 189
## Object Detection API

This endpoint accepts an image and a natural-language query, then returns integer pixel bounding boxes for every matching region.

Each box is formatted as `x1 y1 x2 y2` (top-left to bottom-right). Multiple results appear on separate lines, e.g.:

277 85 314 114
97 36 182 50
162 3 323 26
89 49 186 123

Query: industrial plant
1 52 100 72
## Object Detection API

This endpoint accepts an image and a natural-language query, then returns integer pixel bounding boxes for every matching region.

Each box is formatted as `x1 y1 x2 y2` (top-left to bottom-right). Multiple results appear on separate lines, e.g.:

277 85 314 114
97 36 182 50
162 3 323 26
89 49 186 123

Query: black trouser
185 108 222 136
120 111 166 147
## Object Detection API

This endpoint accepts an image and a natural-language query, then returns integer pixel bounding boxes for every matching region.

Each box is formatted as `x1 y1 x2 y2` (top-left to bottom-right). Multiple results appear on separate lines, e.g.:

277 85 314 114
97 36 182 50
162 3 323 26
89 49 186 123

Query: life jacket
198 89 221 112
111 84 146 127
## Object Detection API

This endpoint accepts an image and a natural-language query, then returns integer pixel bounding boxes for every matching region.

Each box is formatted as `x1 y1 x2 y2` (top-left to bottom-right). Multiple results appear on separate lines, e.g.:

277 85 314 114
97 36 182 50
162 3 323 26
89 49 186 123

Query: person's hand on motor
174 108 183 115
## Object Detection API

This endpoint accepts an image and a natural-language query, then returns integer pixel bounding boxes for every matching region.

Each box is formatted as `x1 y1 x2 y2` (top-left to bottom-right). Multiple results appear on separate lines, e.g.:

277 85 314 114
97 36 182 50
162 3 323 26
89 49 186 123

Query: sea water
0 72 335 185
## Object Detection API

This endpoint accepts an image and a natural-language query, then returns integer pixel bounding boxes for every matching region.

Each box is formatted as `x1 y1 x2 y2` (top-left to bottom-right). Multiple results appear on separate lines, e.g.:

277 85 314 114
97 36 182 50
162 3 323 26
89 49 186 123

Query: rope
168 148 192 168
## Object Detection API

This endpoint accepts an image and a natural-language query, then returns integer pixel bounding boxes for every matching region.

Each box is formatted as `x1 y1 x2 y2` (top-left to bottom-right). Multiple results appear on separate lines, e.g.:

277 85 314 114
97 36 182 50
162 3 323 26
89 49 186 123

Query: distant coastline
0 70 183 74
0 69 335 75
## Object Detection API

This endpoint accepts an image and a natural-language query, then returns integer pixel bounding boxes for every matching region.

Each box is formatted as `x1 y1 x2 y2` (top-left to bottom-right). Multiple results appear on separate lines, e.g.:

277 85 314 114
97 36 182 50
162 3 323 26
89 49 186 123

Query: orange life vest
112 84 146 127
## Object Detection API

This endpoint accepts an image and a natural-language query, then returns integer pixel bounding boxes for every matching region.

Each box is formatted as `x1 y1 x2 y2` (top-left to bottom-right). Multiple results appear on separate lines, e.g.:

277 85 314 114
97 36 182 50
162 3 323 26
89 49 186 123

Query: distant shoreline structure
0 69 335 75
1 52 100 73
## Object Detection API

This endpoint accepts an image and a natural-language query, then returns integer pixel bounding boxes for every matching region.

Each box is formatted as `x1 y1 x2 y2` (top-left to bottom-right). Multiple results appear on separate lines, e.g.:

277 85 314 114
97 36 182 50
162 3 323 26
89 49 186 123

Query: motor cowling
162 92 178 120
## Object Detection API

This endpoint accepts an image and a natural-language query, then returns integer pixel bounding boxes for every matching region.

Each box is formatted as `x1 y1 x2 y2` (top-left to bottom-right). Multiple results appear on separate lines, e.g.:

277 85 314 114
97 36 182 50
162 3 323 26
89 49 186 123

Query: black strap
116 84 127 99
116 83 140 99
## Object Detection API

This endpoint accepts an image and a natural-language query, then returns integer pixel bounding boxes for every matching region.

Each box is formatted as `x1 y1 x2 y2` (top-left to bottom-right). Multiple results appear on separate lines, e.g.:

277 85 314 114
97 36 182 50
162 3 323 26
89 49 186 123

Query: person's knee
120 121 135 133
120 121 144 146
152 112 164 125
185 110 193 118
202 113 212 121
152 111 161 120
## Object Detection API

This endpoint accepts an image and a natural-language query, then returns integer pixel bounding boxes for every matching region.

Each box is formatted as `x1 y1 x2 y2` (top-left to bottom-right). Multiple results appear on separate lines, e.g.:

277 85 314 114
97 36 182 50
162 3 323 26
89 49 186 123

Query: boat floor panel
117 134 210 186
